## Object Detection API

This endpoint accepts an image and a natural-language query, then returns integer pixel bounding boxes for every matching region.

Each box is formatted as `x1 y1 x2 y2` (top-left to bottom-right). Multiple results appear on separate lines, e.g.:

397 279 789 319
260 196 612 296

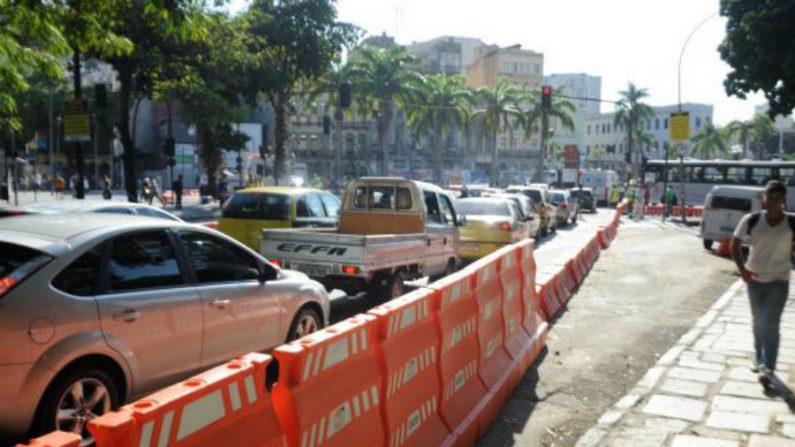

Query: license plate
294 264 331 277
720 225 735 233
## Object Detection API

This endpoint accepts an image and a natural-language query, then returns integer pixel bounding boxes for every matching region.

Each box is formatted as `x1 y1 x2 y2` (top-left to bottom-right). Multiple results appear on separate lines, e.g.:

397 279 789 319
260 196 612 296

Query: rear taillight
500 222 511 231
269 259 282 267
560 203 568 209
342 265 360 275
0 254 52 299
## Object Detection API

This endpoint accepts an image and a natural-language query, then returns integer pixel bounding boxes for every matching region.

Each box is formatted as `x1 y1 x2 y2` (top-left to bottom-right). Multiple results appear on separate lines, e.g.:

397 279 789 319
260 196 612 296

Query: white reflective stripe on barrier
386 345 436 398
442 318 476 352
442 360 477 401
300 385 380 447
301 329 369 381
390 396 438 447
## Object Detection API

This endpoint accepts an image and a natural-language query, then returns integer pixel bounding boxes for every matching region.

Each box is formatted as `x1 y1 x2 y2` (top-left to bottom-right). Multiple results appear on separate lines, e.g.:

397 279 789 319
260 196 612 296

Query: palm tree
348 46 421 175
727 119 754 159
691 123 728 159
727 114 774 159
518 87 576 181
751 114 774 158
613 83 653 178
471 79 521 186
407 74 472 183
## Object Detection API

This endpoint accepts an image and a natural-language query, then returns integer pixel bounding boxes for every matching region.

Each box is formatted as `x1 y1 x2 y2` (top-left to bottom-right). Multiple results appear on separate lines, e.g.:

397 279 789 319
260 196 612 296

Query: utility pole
71 50 86 199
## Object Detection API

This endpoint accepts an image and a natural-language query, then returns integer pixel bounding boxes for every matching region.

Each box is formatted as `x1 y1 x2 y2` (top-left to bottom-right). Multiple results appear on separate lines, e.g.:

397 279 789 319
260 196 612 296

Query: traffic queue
0 176 596 445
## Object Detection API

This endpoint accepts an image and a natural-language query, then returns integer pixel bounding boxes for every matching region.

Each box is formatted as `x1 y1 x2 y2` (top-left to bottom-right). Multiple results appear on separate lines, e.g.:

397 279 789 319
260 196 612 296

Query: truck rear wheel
369 271 406 302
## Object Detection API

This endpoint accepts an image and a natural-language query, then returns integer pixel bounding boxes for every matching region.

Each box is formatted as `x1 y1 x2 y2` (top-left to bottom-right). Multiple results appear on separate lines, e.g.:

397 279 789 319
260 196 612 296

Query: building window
655 118 660 130
696 117 701 128
646 120 651 130
664 118 668 129
587 125 591 135
607 124 611 134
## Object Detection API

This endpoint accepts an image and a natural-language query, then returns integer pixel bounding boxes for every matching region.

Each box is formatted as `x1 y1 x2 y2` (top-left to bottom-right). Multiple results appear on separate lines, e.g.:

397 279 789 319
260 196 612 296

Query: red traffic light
541 85 553 109
542 86 552 96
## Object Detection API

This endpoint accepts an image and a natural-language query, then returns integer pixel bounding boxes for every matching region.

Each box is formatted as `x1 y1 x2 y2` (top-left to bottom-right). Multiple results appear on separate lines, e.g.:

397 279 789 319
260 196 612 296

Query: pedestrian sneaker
758 366 775 392
750 363 761 373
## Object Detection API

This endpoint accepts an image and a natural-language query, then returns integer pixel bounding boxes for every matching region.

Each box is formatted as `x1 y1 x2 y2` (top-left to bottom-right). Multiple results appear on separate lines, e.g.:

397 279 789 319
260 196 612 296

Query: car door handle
209 299 232 309
112 309 141 323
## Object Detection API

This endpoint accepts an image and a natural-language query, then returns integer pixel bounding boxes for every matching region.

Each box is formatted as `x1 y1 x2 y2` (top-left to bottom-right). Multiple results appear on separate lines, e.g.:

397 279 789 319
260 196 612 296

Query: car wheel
703 239 713 250
379 271 406 301
431 259 457 283
34 366 120 446
287 307 322 342
572 216 578 224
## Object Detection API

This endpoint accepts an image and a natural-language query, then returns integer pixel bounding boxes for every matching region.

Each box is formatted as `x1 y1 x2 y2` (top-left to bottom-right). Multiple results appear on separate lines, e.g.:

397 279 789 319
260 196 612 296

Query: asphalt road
478 214 738 446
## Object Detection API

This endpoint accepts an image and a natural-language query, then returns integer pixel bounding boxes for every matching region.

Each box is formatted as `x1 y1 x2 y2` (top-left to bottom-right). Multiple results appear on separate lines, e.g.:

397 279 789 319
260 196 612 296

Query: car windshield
550 193 566 204
222 193 290 220
457 199 511 216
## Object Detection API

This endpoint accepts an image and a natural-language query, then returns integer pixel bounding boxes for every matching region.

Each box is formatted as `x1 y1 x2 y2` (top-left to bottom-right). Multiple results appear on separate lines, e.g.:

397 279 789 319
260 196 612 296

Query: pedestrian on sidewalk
731 180 793 392
172 174 183 210
102 175 112 200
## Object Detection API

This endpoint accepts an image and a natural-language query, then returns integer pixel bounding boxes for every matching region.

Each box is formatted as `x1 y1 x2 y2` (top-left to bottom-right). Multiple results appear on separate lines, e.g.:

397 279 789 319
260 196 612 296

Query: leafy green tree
691 123 729 159
348 45 421 176
518 87 575 181
587 146 609 163
471 79 521 186
407 74 472 183
245 0 359 184
727 114 774 159
161 13 253 196
613 83 653 177
90 0 206 201
719 0 795 117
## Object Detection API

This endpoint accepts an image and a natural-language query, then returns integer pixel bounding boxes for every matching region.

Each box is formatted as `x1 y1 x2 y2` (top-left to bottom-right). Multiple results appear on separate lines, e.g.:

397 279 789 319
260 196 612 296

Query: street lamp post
674 11 718 223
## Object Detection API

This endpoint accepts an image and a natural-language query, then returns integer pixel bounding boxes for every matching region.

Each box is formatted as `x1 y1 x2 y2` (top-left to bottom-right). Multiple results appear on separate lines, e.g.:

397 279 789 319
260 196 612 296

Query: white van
701 185 763 250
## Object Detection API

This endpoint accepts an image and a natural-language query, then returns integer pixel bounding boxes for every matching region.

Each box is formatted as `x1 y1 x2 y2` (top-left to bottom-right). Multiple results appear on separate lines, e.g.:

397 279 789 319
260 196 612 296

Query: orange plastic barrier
514 240 549 372
89 353 285 447
715 237 732 257
535 271 562 321
430 272 488 446
368 289 455 447
272 315 385 447
565 258 583 289
597 228 611 249
15 432 82 447
469 259 512 393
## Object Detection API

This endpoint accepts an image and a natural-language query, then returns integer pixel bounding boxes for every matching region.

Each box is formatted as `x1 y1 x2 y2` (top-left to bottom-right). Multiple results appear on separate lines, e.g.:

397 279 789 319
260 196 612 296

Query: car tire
703 239 713 250
572 216 577 224
380 271 406 301
431 259 457 283
287 306 323 342
33 365 120 445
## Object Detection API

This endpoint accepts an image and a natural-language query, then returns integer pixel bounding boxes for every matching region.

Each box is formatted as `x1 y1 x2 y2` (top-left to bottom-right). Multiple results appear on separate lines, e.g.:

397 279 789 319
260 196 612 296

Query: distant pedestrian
102 175 112 200
172 174 183 210
731 180 793 392
151 178 165 206
664 186 676 218
141 178 153 204
54 175 65 199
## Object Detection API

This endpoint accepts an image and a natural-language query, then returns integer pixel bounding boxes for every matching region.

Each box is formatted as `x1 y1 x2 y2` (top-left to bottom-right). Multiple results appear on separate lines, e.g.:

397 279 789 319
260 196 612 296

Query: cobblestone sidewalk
577 278 795 447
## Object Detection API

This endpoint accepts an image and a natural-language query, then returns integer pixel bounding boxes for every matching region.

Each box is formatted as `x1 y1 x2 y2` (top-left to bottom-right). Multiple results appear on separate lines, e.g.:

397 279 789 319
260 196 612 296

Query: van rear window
711 196 752 212
352 186 412 210
222 193 290 220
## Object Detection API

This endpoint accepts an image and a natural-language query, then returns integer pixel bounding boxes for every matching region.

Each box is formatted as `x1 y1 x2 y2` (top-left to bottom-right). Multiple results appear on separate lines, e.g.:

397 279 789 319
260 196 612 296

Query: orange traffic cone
715 237 732 257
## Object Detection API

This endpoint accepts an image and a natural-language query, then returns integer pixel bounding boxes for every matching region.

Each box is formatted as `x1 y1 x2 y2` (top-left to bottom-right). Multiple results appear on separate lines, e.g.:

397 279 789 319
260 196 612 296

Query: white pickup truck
262 178 464 299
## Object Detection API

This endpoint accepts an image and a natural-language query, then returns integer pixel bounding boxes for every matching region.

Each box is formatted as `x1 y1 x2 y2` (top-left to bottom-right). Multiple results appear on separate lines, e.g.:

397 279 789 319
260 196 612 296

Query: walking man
172 174 183 210
731 180 792 391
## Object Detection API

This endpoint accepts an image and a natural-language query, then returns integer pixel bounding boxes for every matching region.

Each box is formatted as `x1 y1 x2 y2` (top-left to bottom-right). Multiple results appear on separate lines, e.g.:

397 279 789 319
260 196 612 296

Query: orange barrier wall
14 432 81 447
368 289 455 447
429 272 489 446
272 315 385 447
516 241 548 371
88 353 284 447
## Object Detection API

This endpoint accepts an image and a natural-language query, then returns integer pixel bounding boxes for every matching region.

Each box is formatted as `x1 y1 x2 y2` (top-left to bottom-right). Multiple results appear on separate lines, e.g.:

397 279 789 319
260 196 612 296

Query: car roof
235 186 317 196
459 197 511 204
0 214 196 256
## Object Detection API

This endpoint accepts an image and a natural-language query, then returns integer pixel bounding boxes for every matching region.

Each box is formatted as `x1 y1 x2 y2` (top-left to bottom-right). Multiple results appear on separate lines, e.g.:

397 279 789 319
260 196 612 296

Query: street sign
64 99 90 143
669 112 690 143
563 144 579 169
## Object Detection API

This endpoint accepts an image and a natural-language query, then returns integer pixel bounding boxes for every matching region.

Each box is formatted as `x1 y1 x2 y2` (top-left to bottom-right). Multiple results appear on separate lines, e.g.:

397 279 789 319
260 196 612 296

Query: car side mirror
457 214 468 227
260 263 279 282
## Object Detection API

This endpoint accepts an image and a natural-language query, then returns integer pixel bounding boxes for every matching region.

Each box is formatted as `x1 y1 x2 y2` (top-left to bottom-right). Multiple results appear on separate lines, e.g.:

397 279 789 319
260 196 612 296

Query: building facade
544 73 602 167
407 36 484 75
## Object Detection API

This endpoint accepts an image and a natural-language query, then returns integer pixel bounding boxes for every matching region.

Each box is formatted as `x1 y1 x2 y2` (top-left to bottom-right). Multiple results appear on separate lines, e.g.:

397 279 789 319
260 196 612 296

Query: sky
229 0 767 126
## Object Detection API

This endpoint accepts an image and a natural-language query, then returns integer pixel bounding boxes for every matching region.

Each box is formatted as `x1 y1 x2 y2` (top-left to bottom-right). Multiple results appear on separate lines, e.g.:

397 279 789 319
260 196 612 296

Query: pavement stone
748 434 795 446
705 410 770 434
642 394 707 422
611 426 671 447
668 366 723 383
660 378 710 398
782 424 795 439
670 435 739 447
712 395 790 416
644 418 690 433
678 356 726 372
719 380 772 399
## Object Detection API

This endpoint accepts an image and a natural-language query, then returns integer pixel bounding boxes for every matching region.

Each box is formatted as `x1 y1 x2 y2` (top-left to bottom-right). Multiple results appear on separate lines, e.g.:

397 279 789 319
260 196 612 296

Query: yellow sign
64 99 90 142
669 112 690 143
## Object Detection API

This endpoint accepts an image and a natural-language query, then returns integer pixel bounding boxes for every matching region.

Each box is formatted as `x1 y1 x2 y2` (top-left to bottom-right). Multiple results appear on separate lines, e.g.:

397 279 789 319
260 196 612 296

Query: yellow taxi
218 186 341 251
456 197 530 261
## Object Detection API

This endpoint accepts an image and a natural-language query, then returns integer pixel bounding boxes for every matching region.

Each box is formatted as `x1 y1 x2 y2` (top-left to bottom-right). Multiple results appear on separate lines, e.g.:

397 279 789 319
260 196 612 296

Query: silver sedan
0 214 329 445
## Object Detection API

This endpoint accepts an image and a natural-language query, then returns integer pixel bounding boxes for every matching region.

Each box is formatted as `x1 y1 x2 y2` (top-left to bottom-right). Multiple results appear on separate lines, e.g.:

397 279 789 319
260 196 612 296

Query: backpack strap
747 211 762 236
789 214 795 242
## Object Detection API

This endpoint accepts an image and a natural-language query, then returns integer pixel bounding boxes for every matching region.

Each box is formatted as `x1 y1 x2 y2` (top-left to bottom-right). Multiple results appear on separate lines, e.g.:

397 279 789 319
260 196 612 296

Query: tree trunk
378 102 391 176
71 50 86 199
118 65 137 202
535 112 547 183
273 93 288 186
489 115 499 187
434 124 443 184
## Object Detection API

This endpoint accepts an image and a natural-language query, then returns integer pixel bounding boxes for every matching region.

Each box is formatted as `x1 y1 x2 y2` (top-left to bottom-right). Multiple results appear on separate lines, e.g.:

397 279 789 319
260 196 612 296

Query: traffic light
339 82 352 109
163 137 175 158
260 125 269 158
323 115 331 135
541 85 552 110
